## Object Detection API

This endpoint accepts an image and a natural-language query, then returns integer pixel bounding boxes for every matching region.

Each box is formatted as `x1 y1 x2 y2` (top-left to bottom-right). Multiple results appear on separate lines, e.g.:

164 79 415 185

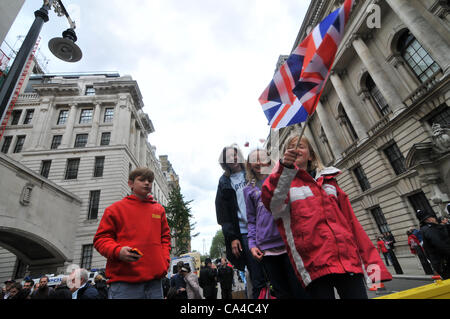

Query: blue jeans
108 279 163 299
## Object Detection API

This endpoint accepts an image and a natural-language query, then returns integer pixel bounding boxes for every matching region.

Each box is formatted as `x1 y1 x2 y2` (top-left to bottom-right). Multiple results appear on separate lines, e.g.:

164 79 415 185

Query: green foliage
164 185 198 256
209 230 225 259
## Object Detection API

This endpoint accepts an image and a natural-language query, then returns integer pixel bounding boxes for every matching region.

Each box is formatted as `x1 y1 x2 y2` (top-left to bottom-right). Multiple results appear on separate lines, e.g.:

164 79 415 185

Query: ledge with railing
404 70 447 107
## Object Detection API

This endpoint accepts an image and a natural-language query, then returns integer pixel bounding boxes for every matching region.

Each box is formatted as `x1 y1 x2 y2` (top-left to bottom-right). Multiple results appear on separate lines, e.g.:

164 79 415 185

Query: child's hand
250 247 264 261
282 148 299 168
119 246 142 262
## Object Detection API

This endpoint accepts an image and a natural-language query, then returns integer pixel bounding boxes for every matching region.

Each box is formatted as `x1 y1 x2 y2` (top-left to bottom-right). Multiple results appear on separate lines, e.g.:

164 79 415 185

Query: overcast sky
5 0 309 255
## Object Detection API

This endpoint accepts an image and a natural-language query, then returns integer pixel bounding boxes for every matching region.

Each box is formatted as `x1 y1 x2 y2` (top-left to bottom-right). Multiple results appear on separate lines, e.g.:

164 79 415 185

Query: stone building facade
0 72 173 278
268 0 449 265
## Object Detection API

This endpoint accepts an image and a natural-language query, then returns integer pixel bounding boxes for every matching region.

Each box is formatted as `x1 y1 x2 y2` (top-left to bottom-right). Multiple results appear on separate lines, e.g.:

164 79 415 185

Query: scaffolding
0 37 41 140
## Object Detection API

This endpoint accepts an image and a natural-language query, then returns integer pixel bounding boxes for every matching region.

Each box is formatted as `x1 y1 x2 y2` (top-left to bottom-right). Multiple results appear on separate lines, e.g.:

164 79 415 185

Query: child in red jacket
93 168 171 299
261 135 392 299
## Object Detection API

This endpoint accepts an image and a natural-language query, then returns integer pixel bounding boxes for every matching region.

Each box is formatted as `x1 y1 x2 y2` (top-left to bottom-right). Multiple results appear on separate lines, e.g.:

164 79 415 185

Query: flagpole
294 115 311 149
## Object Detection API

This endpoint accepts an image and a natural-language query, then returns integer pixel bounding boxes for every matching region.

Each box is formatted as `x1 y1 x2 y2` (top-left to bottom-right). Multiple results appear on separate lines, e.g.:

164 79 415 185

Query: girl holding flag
261 134 392 299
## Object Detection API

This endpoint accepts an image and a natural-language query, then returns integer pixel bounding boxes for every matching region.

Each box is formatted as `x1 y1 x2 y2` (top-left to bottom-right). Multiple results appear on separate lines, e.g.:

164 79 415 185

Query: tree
209 230 225 259
164 185 198 256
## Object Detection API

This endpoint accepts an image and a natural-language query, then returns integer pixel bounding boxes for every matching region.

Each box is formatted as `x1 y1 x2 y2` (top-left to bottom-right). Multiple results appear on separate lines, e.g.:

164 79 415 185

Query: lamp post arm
53 0 77 29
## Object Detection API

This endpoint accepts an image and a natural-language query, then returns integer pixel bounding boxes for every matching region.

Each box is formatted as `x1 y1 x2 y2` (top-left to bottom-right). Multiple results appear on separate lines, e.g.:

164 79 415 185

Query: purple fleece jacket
243 184 286 251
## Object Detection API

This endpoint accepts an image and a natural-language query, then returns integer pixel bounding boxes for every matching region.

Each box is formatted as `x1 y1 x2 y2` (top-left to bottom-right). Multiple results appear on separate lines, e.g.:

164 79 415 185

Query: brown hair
283 135 324 172
218 144 246 177
129 167 155 182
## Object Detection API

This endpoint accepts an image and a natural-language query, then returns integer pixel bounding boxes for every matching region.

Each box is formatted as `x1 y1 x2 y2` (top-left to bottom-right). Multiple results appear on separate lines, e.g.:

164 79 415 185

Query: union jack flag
259 0 355 129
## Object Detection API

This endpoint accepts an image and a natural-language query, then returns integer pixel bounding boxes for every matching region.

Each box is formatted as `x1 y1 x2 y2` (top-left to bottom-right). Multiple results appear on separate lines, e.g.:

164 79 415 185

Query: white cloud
5 0 309 255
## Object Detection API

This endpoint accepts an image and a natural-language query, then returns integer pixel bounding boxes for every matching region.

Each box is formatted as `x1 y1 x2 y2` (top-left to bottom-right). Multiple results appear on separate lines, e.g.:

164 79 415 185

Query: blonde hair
245 148 271 183
283 134 324 172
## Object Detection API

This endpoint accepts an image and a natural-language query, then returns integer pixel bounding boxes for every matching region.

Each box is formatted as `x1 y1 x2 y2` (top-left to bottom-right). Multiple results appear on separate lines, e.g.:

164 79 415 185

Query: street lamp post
0 0 82 126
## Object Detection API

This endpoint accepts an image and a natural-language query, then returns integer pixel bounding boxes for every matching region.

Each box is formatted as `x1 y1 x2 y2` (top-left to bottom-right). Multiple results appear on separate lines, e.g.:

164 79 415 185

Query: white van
168 256 196 278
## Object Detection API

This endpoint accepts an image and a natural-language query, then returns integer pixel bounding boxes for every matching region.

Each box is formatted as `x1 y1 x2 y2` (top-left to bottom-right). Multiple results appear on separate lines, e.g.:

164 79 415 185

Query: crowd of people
0 269 109 300
215 135 392 300
165 257 237 300
3 136 450 300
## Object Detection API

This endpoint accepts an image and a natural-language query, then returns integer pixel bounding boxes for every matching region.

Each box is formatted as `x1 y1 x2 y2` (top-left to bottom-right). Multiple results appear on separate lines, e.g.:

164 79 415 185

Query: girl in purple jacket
243 149 309 299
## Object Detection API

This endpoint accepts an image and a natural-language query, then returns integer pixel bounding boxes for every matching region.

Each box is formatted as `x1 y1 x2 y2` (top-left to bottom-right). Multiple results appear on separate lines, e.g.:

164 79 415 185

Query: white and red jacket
261 162 392 288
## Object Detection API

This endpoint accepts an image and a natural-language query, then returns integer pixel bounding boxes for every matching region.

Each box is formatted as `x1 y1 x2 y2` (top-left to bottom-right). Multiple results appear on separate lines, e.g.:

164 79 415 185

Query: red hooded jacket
261 162 392 288
93 195 171 284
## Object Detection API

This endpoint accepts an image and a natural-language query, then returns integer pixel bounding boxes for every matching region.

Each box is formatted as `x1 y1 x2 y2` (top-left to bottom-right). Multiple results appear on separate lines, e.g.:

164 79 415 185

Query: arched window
397 31 441 83
366 75 390 116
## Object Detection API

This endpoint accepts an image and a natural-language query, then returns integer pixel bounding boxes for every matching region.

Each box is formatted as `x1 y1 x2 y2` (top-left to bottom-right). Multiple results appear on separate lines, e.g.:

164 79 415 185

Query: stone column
352 36 406 116
34 98 53 150
129 118 136 155
87 103 101 146
385 0 450 75
329 72 368 140
135 129 141 163
314 100 344 160
386 53 420 92
60 103 77 148
140 133 147 166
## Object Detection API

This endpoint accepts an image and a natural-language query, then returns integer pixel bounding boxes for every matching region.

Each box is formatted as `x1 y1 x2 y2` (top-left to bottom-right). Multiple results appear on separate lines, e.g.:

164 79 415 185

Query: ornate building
0 72 173 279
269 0 449 264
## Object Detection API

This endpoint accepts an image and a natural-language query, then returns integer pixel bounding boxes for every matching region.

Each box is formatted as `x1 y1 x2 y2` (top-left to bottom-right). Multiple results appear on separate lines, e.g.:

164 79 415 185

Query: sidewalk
385 255 435 281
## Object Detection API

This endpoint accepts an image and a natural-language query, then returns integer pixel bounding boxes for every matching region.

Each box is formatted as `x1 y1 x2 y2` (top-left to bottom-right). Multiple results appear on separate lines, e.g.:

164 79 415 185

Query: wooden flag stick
294 115 311 149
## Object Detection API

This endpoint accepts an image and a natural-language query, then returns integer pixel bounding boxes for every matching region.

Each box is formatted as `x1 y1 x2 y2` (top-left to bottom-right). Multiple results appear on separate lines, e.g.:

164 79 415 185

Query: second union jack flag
259 0 355 129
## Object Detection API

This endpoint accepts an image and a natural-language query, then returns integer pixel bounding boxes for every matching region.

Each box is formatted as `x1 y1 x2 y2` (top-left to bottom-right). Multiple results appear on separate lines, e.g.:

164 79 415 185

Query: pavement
385 254 435 280
225 255 440 299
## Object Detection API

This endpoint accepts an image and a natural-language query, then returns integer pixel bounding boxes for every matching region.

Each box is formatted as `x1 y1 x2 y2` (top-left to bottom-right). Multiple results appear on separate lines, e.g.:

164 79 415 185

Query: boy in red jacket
93 168 171 299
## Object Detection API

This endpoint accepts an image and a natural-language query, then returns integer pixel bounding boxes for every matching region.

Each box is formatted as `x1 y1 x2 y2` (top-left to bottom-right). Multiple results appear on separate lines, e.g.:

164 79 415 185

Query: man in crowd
199 258 218 299
31 276 53 299
217 257 234 299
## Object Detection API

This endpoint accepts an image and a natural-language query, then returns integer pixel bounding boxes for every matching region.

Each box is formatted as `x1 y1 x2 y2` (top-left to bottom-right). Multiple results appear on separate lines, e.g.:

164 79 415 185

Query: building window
353 164 371 192
79 109 93 124
384 143 407 175
93 156 105 177
40 160 52 178
104 108 114 122
427 106 450 127
74 134 88 148
11 110 22 125
366 76 390 116
51 135 62 149
370 206 392 235
80 244 93 270
398 31 441 83
13 136 26 153
65 158 80 180
408 191 434 216
88 190 101 220
23 109 34 125
1 136 13 154
57 110 69 125
100 132 111 146
85 86 95 96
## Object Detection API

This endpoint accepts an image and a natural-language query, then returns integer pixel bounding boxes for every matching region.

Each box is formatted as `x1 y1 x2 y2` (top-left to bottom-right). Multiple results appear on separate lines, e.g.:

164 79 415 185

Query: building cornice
93 80 144 110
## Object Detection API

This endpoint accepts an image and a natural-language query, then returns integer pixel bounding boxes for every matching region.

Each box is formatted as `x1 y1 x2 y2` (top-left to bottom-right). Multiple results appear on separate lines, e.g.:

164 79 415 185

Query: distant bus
180 252 201 275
